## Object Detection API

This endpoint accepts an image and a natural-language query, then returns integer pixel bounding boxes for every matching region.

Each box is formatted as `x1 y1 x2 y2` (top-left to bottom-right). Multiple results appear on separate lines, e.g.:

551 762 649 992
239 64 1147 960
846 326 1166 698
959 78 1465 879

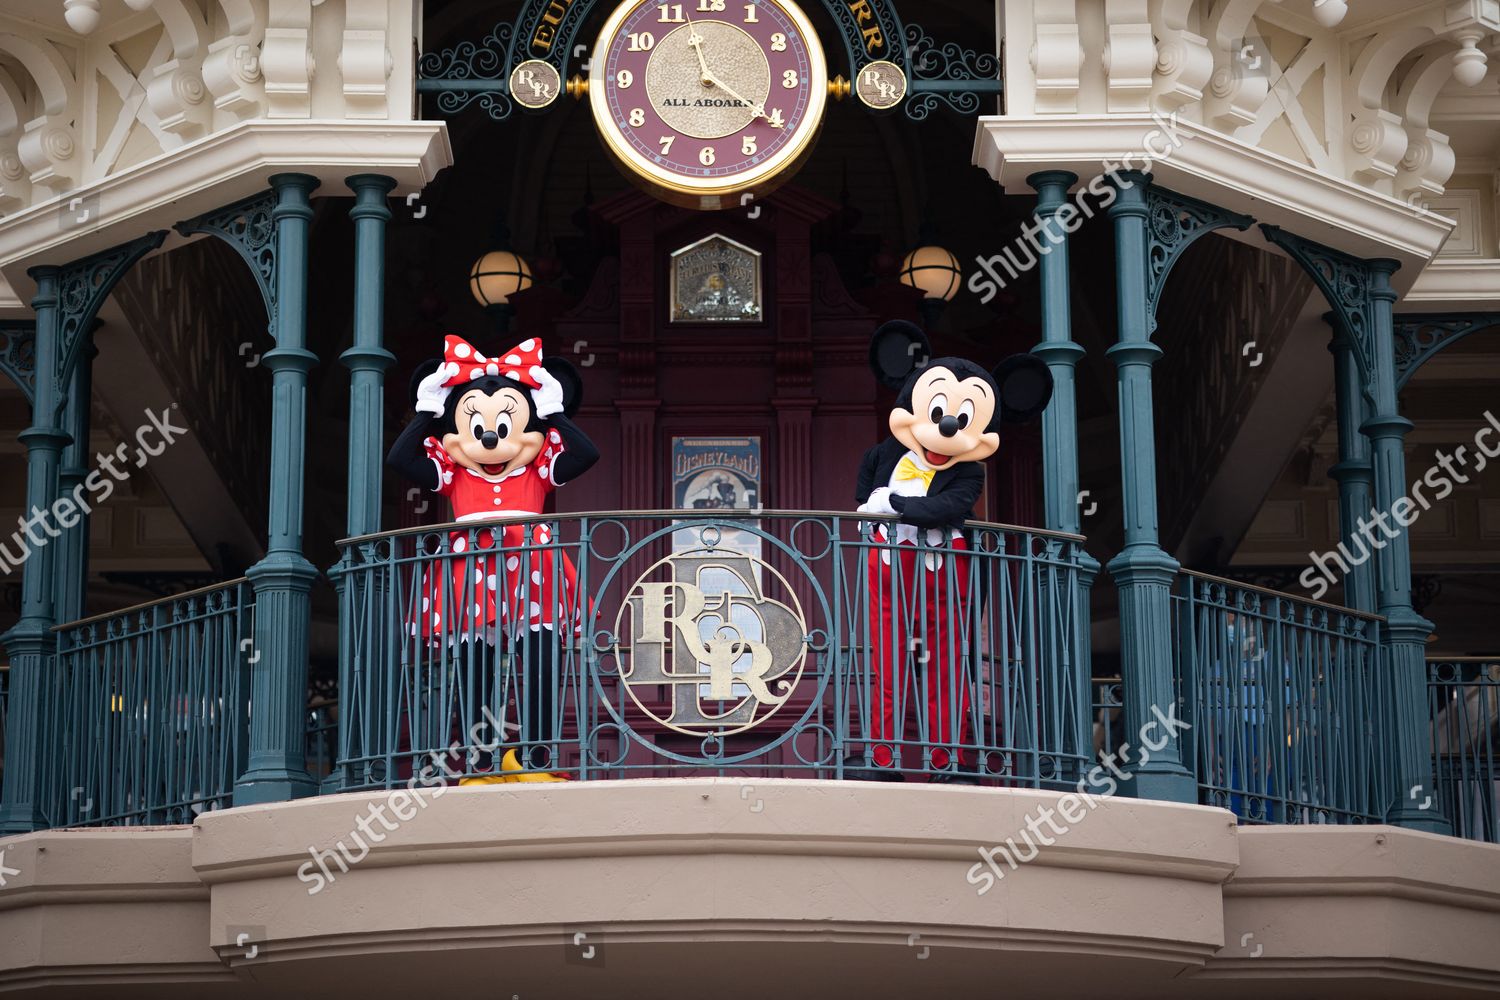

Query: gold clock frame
588 0 829 211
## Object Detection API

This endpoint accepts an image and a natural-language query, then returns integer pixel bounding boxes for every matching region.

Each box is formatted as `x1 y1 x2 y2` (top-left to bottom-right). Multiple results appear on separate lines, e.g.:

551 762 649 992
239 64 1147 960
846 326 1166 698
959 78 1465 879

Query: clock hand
682 16 779 127
702 69 778 126
684 13 713 80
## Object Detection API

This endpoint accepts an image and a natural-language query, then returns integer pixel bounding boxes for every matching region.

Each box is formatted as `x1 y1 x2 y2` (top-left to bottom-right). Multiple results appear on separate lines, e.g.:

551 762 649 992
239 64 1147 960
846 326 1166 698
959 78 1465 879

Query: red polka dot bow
439 335 544 389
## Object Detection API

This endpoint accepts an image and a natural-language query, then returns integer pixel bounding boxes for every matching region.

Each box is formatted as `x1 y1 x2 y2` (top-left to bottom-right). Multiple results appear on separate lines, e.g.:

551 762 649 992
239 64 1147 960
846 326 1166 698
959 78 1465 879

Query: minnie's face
442 385 544 480
890 365 1000 470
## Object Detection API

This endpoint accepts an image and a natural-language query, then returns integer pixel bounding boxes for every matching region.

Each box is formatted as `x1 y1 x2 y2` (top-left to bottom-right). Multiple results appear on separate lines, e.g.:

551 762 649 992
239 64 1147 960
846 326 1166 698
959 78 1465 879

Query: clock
588 0 828 210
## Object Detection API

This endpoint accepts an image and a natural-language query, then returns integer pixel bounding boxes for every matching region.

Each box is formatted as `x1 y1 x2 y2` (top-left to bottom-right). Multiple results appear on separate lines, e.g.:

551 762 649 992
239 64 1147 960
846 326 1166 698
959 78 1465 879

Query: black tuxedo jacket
855 438 985 531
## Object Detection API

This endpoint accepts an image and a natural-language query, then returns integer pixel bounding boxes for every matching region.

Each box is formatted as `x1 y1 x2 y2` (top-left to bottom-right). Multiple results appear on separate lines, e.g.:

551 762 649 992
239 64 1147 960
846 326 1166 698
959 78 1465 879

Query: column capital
1029 170 1078 212
1105 171 1152 213
345 173 398 195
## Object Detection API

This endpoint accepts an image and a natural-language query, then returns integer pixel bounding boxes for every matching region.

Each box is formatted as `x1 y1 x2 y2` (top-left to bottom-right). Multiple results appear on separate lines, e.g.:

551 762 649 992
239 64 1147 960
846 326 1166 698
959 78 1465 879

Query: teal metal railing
1428 658 1499 844
307 696 339 787
1090 676 1125 757
0 664 8 795
1172 570 1396 825
333 511 1093 787
43 580 254 827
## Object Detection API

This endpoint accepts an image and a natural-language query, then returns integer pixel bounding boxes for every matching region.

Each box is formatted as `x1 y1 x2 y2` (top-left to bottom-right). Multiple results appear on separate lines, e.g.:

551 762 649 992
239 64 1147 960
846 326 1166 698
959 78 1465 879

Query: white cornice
1405 258 1500 308
0 119 454 299
972 115 1456 294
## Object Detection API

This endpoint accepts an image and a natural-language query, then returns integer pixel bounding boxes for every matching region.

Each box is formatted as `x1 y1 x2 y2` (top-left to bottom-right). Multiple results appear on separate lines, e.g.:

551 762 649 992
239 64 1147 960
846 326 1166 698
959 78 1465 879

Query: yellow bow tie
893 455 936 490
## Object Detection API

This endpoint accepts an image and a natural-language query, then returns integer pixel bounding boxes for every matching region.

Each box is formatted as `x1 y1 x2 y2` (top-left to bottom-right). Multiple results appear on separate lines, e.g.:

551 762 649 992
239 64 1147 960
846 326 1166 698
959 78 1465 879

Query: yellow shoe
458 773 512 786
500 748 569 783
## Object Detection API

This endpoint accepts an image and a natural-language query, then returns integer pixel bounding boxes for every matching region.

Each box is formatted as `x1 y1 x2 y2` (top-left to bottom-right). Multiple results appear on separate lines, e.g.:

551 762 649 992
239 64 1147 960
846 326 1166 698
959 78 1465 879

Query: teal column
236 174 321 805
1029 171 1085 536
1364 262 1444 833
0 269 66 832
343 175 396 537
53 341 96 625
1326 319 1377 614
1104 173 1194 802
1029 171 1102 780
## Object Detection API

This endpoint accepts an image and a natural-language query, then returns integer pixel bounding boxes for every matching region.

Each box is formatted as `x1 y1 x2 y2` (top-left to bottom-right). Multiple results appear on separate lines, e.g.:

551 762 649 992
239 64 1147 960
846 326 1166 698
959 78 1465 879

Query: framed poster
672 436 762 511
671 436 765 701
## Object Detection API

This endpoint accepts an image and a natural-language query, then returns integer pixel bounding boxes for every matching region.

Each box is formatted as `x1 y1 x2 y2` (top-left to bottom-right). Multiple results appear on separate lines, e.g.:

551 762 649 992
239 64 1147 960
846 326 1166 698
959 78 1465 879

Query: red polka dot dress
413 431 581 641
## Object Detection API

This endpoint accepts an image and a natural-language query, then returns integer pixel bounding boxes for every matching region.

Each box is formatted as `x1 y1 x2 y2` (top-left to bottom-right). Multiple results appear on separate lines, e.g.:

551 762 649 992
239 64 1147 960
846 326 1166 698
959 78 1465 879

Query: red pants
865 534 971 771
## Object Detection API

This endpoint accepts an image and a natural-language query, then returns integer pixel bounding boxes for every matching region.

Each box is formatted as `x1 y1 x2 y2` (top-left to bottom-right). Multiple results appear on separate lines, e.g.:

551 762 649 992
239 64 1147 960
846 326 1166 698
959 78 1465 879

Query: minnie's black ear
409 358 442 410
868 320 931 390
541 355 584 417
993 354 1054 424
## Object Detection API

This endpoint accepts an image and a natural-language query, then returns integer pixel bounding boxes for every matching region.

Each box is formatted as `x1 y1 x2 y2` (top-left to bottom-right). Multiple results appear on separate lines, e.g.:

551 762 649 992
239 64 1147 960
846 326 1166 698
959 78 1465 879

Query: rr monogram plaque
615 549 808 737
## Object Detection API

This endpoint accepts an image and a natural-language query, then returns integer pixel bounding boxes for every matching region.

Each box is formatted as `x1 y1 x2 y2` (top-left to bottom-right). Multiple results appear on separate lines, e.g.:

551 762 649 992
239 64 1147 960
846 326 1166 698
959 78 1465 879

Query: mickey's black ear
409 358 442 410
541 355 584 417
993 354 1054 424
868 320 931 390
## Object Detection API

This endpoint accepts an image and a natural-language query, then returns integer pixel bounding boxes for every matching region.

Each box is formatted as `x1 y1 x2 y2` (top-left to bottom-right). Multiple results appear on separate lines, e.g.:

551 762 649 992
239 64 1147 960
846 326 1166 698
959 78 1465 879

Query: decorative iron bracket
0 320 35 404
1392 312 1500 390
55 231 167 401
415 20 516 120
416 1 1004 122
1145 187 1253 334
1261 225 1379 400
175 191 278 335
903 22 1000 120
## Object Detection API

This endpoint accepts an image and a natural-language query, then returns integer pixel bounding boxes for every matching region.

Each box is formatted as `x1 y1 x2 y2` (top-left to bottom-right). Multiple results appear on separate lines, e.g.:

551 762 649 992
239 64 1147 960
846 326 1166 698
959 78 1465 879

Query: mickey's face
442 385 544 480
890 365 1000 470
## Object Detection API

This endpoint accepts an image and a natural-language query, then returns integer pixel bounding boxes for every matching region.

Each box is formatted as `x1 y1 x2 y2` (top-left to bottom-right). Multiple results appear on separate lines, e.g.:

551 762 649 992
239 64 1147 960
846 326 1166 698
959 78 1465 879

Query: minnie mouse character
387 335 598 783
852 320 1053 782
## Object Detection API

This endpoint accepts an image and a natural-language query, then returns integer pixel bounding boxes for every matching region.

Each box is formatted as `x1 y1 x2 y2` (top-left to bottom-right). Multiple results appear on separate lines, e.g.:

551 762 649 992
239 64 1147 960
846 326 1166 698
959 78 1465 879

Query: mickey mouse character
852 320 1053 782
387 335 598 783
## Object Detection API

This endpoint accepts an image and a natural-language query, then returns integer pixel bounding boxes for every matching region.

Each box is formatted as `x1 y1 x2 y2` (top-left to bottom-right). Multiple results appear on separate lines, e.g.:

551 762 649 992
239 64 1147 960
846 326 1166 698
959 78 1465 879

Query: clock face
589 0 828 209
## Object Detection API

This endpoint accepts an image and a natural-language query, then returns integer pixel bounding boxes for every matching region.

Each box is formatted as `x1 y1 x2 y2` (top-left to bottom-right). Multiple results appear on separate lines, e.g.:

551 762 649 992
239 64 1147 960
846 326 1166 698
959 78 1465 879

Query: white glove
530 365 565 419
857 487 896 515
416 363 455 416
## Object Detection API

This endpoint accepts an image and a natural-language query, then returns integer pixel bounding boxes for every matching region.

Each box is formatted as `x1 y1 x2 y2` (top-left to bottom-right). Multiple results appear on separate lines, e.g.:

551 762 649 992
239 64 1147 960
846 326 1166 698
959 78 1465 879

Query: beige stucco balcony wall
1 781 1499 998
